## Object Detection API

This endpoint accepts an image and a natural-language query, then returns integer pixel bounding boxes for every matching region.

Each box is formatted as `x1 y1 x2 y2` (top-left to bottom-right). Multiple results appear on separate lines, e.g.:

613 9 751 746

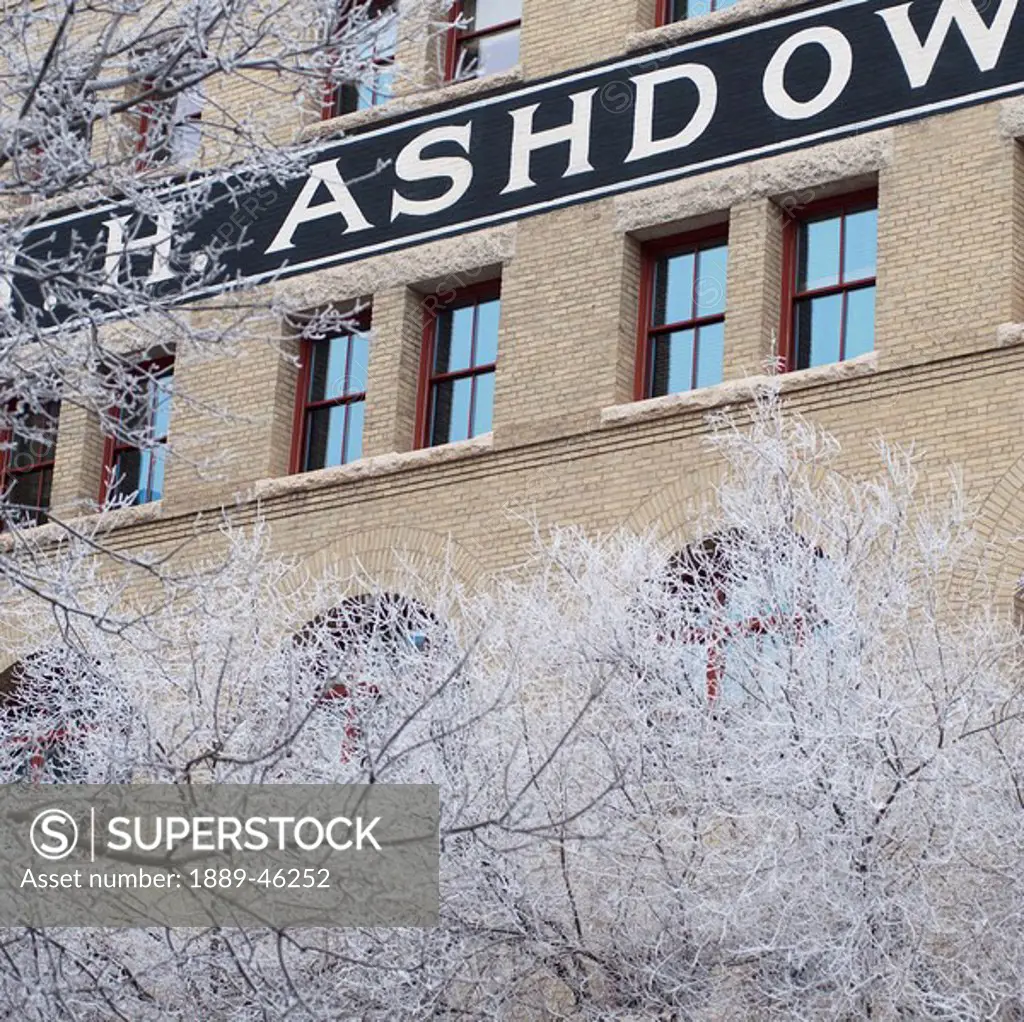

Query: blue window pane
651 329 695 396
137 448 154 502
673 0 739 18
798 216 841 292
695 321 724 389
376 14 398 59
653 252 694 327
344 401 365 464
844 208 878 282
473 28 519 75
474 298 500 366
435 306 474 373
305 405 346 469
795 294 842 368
355 83 376 111
308 338 349 402
431 376 472 445
471 371 495 436
372 67 395 104
467 0 522 30
347 333 370 394
696 244 728 317
148 447 166 502
844 286 876 359
151 375 173 441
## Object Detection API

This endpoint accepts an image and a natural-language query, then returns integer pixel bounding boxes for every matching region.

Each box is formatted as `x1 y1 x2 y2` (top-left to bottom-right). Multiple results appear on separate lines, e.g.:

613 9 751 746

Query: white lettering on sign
102 211 176 285
626 64 719 163
391 124 474 221
265 158 373 253
501 88 597 194
879 0 1018 89
763 27 854 121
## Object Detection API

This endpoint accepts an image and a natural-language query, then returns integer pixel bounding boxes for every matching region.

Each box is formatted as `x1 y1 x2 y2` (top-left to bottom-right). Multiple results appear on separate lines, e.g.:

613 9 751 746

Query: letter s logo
30 809 78 861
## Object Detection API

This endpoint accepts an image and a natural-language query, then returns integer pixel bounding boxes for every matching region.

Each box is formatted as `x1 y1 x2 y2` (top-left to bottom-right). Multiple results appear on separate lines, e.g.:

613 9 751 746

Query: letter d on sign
626 64 718 163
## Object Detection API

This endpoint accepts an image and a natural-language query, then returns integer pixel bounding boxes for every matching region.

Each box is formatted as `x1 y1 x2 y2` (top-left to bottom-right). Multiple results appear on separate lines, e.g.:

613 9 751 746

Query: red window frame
99 355 174 505
296 595 430 766
444 0 522 82
663 537 814 701
0 659 78 783
779 188 878 372
416 280 500 449
634 225 728 401
289 311 371 474
0 401 59 529
135 78 202 170
321 0 397 120
673 609 807 701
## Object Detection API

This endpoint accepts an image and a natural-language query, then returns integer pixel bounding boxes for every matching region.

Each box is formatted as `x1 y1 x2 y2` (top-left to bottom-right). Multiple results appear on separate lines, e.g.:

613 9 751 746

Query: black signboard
5 0 1023 324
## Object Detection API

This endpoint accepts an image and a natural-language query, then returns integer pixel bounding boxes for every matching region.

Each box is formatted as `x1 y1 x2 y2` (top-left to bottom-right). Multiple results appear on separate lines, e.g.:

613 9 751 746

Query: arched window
293 593 434 764
0 654 83 782
662 530 823 703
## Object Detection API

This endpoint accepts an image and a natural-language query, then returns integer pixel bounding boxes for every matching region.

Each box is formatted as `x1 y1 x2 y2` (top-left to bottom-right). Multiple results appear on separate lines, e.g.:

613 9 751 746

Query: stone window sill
253 432 494 501
0 499 164 552
626 0 794 54
300 67 524 143
601 353 879 428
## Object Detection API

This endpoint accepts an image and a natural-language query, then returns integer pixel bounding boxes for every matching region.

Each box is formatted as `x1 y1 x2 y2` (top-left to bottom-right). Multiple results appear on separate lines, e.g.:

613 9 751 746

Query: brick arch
0 620 46 677
972 453 1024 608
277 525 481 631
622 461 727 550
622 457 838 562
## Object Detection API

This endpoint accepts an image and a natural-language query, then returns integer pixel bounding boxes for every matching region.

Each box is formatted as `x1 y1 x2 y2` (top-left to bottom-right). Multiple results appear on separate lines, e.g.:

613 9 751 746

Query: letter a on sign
265 158 373 253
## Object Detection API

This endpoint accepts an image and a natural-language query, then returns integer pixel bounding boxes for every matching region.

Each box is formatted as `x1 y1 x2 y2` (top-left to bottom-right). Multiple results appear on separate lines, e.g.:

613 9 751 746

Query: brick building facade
9 0 1024 616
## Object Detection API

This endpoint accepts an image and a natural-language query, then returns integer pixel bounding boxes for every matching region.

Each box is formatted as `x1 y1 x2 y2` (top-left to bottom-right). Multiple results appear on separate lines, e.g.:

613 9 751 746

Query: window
445 0 522 81
636 230 728 399
781 191 878 371
0 401 59 528
660 532 820 703
324 0 397 118
657 0 741 23
136 81 203 168
418 282 499 448
102 357 173 506
24 113 93 189
295 595 434 765
0 656 77 783
292 313 369 472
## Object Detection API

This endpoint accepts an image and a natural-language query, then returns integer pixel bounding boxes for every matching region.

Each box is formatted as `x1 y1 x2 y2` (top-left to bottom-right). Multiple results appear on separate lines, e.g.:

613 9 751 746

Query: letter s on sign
391 124 474 222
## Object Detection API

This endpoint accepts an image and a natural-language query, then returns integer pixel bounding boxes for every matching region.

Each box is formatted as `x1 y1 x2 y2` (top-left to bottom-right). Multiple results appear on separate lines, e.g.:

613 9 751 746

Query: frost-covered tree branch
0 398 1021 1019
0 0 453 608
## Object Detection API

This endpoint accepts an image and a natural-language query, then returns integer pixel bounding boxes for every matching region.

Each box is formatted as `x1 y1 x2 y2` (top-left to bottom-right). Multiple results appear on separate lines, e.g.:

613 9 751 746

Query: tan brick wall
363 285 425 458
50 402 105 514
722 199 783 380
874 104 1018 367
12 2 1024 620
493 201 630 447
519 0 648 77
161 332 290 512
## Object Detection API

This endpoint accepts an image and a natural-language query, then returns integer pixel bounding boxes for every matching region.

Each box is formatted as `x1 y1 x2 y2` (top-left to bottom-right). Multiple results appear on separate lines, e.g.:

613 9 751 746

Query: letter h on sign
101 211 177 286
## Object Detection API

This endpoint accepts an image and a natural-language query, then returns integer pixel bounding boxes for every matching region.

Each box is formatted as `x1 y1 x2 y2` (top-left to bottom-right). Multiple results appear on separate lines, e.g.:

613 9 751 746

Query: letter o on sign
763 27 852 120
